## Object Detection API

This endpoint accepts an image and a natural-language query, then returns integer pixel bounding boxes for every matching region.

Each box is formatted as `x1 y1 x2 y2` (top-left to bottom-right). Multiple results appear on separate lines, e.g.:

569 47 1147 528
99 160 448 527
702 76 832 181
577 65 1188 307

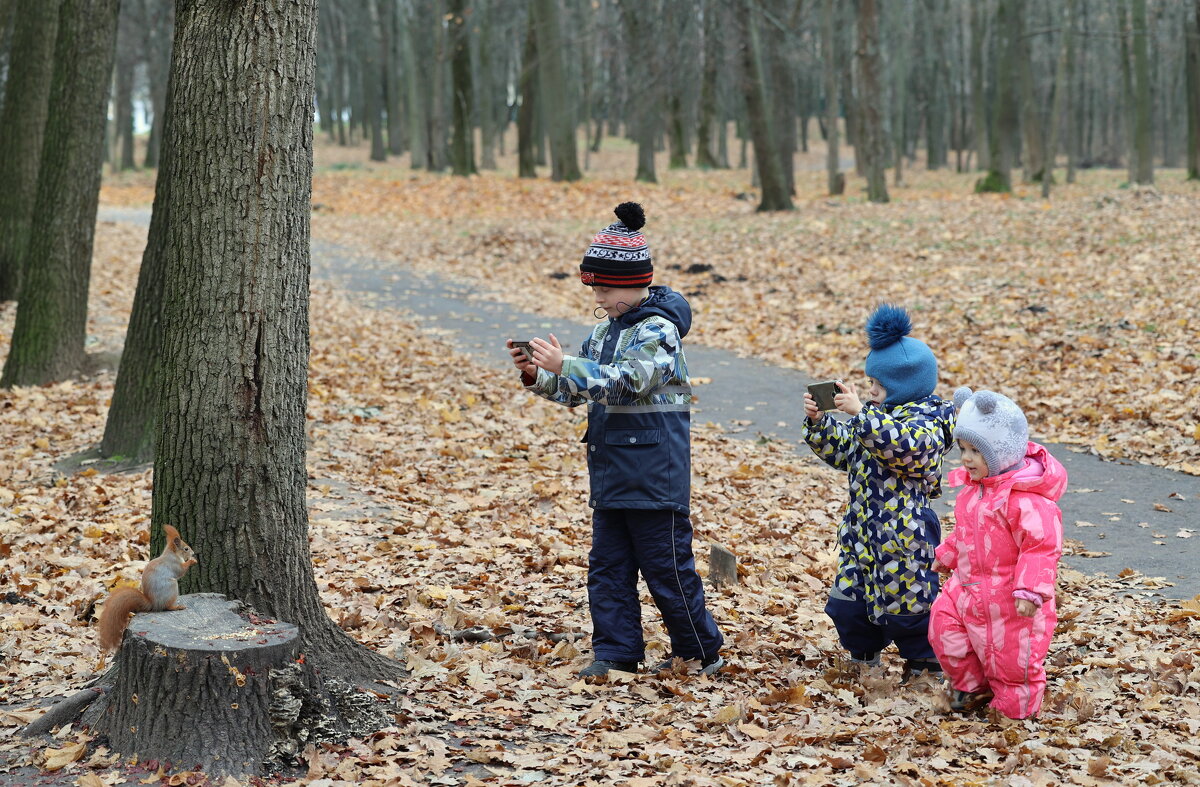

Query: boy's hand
1015 599 1038 618
803 392 823 422
530 334 564 375
834 380 863 416
506 339 536 375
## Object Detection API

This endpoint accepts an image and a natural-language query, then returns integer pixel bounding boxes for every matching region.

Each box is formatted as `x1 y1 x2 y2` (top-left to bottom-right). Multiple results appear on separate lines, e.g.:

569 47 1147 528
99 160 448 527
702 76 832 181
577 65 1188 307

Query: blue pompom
865 304 913 350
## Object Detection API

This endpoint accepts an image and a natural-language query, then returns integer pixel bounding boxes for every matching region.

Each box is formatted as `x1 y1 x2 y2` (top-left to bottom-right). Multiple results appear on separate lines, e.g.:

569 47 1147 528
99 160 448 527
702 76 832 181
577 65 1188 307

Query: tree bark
1117 0 1138 181
1 0 116 388
448 0 476 175
362 0 386 162
737 0 792 211
0 0 60 303
695 0 721 169
531 0 580 181
821 0 843 194
153 0 400 683
114 4 138 171
382 0 405 156
1131 0 1153 184
856 0 889 203
402 0 428 166
924 0 949 170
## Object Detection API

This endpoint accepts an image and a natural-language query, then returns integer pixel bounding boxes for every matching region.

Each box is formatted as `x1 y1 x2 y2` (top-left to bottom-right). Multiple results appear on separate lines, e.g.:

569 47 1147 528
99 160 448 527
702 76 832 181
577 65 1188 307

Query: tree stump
91 593 300 777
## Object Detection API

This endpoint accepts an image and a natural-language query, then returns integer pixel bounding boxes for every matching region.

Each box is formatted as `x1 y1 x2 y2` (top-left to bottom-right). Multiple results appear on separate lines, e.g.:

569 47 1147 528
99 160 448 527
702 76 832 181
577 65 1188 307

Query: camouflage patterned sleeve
851 403 951 477
555 319 679 404
523 334 593 408
802 415 855 472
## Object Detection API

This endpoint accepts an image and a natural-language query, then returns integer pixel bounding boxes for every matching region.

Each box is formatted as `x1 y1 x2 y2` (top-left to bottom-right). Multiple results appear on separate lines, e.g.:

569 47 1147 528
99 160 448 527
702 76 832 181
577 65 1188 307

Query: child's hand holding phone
507 339 536 374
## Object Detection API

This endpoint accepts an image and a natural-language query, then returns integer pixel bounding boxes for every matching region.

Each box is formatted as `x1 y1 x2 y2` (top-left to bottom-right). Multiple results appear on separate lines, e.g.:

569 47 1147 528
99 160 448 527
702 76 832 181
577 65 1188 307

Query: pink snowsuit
929 442 1066 719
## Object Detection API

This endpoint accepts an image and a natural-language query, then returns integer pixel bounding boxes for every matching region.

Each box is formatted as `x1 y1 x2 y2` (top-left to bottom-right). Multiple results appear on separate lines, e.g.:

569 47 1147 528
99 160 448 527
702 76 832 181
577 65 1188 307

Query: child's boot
901 659 943 683
849 651 881 667
579 660 638 678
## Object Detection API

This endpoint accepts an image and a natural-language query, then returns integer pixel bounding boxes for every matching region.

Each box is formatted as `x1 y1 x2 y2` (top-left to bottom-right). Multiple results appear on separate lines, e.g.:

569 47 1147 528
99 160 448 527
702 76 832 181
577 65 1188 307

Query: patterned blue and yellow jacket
803 395 956 622
526 286 693 514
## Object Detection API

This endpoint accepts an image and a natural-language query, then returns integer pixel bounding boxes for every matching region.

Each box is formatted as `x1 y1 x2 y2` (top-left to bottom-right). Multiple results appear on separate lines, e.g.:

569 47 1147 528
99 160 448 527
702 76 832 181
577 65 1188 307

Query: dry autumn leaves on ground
2 142 1199 785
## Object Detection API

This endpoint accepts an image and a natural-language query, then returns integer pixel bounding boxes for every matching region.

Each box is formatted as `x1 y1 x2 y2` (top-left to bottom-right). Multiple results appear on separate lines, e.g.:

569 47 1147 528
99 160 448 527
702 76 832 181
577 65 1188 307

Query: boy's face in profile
864 377 887 406
591 285 644 319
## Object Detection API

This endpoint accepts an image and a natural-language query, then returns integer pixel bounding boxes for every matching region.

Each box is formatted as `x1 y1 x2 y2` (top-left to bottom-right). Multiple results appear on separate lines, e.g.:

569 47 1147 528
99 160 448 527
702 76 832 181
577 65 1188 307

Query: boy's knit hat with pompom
863 304 938 406
579 202 652 288
953 387 1029 476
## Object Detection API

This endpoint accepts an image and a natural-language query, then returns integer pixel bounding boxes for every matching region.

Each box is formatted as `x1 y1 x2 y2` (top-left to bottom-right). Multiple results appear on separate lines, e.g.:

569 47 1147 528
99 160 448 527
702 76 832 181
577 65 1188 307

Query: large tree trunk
0 0 60 303
100 69 178 464
1 0 116 388
382 0 405 156
856 0 889 203
531 0 580 181
820 0 843 194
448 0 476 176
977 0 1020 193
153 0 399 683
737 0 792 211
617 0 657 183
766 0 798 195
1131 0 1153 184
517 9 538 178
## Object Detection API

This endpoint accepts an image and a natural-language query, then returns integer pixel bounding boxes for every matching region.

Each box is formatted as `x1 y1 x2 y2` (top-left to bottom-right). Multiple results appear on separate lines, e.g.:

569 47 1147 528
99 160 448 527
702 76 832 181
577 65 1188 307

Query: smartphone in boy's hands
511 341 535 363
807 380 842 411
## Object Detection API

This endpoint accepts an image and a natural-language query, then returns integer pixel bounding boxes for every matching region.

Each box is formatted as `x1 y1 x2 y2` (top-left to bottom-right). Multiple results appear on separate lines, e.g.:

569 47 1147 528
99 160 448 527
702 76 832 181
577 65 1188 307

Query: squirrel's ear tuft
952 386 974 411
865 303 912 350
614 201 645 231
163 524 180 542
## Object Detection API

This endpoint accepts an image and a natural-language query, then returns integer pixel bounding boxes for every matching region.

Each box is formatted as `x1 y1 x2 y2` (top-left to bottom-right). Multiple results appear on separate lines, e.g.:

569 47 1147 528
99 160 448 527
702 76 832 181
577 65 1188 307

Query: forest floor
1 139 1199 785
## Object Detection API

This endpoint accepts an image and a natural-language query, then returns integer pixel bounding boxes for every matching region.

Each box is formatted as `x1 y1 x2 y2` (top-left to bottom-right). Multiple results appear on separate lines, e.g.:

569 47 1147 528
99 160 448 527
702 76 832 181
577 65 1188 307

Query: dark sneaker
652 654 726 675
849 651 881 667
949 688 992 711
901 660 943 683
578 660 639 678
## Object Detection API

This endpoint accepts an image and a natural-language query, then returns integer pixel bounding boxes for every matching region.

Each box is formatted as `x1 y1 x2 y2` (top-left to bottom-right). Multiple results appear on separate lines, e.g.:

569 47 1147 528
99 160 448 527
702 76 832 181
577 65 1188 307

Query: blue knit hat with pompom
863 304 938 406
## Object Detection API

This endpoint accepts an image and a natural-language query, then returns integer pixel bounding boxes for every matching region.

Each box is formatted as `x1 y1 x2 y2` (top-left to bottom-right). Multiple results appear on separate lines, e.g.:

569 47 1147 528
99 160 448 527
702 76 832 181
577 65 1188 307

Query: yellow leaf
40 741 86 771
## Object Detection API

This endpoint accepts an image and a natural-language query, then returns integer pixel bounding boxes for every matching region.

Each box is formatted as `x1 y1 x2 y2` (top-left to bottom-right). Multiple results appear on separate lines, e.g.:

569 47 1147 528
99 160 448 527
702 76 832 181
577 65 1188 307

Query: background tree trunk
1131 0 1153 183
0 0 60 303
1042 0 1074 198
1 0 117 388
100 69 178 464
695 0 721 170
977 0 1020 193
153 0 399 681
530 0 579 181
517 9 538 178
113 4 138 171
139 0 173 169
382 0 405 156
969 0 989 171
738 0 792 211
448 0 476 176
821 0 843 195
361 0 386 162
1188 0 1200 180
618 0 657 182
857 0 889 203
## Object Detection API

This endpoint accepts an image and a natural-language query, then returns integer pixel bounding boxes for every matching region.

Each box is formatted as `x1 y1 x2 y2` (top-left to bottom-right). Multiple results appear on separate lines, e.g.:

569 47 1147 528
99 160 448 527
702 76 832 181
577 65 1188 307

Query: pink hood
948 442 1067 506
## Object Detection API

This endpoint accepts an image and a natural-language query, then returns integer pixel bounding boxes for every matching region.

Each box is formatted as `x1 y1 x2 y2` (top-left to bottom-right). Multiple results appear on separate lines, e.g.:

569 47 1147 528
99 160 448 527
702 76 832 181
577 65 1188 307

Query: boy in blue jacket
802 304 955 680
509 202 724 678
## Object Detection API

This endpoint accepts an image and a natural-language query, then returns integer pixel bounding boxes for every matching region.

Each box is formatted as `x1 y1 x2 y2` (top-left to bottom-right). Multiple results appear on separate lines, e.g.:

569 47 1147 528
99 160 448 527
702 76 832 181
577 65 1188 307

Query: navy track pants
824 596 936 661
588 508 723 663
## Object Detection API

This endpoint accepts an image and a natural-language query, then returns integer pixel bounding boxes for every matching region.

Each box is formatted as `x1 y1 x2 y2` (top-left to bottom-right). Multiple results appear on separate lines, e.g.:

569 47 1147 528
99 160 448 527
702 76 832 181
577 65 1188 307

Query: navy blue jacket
526 286 693 514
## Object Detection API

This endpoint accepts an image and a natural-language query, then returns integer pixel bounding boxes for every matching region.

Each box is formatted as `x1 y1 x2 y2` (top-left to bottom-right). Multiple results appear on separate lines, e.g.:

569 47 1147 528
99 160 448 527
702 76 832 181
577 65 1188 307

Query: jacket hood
616 285 691 338
949 441 1067 503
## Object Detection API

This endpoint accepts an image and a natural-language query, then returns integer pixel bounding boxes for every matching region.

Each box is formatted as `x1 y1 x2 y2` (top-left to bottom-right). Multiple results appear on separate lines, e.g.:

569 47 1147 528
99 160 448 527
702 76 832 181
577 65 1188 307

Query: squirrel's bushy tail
98 586 151 651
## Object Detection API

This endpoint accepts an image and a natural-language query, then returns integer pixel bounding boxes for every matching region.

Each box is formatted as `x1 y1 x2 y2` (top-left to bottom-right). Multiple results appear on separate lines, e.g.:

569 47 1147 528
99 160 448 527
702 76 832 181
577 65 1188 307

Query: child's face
591 286 643 318
865 377 887 405
958 439 988 481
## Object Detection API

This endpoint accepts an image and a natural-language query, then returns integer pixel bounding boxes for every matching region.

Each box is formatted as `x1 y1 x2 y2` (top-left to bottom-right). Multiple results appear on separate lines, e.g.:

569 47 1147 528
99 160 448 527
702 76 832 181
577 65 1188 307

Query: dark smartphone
511 341 535 362
807 380 842 411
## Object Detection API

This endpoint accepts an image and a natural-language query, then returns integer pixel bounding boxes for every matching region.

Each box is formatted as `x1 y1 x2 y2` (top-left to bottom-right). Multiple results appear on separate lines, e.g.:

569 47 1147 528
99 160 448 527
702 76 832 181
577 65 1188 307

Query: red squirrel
98 524 198 651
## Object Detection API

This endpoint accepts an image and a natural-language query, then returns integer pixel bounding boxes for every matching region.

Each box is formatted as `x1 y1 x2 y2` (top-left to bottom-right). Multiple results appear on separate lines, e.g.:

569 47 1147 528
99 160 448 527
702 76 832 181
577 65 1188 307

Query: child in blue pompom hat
802 304 956 680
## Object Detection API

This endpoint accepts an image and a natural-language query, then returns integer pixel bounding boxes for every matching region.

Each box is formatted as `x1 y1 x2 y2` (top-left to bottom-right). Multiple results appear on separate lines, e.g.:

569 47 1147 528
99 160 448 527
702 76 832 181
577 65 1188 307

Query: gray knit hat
953 387 1029 476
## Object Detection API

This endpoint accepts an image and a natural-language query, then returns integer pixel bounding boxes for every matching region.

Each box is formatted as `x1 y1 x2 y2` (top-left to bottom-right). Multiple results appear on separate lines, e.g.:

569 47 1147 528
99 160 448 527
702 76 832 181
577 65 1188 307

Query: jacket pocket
600 428 668 503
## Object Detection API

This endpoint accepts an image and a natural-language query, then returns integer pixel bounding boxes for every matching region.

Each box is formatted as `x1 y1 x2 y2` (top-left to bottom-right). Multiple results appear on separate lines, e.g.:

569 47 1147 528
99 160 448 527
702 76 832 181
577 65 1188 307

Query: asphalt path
96 207 1200 600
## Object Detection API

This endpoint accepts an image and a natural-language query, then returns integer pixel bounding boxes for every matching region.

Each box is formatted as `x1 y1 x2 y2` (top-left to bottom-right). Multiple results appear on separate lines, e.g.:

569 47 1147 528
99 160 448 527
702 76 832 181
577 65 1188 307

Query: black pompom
614 202 645 231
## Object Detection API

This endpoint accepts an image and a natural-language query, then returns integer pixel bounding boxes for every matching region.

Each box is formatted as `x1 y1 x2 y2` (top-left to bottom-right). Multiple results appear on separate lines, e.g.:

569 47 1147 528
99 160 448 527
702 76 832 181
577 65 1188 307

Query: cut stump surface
92 593 299 776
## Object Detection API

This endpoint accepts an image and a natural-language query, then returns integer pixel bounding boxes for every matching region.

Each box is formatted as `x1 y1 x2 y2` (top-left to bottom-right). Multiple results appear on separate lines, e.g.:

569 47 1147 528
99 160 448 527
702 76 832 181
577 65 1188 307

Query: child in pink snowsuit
929 387 1067 719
